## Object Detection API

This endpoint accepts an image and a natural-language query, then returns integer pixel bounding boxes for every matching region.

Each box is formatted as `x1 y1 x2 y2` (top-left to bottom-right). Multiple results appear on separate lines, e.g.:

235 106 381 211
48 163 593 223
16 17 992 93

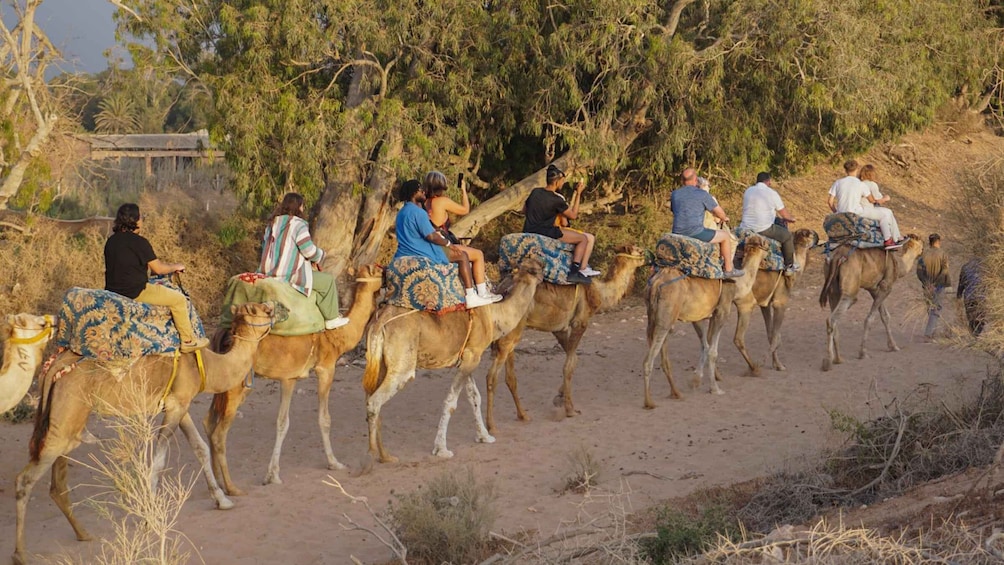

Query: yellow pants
135 283 197 343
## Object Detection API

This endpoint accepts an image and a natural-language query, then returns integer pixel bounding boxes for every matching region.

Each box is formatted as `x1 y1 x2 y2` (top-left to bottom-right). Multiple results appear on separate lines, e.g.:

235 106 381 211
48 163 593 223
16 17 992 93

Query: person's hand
574 181 585 193
175 264 186 273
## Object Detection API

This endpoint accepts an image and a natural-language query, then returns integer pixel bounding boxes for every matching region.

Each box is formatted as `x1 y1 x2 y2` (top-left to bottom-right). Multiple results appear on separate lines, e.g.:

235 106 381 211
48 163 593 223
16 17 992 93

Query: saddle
55 276 206 362
498 233 575 285
653 233 725 279
385 256 466 313
823 212 884 250
221 273 321 336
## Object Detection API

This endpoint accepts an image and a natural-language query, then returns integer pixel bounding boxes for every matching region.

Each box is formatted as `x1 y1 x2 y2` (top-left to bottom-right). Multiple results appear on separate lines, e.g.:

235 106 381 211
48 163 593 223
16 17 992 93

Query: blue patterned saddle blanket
498 233 574 285
734 228 785 272
55 276 206 361
220 273 321 336
386 256 466 312
654 233 724 279
823 213 883 250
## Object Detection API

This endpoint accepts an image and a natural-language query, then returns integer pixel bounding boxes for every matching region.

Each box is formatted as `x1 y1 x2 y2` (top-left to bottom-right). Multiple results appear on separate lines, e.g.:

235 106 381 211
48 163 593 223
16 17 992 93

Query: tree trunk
0 113 56 209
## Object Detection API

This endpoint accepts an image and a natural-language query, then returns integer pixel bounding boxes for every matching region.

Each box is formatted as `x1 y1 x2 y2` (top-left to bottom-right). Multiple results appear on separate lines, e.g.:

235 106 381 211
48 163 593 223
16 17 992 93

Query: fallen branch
324 475 408 565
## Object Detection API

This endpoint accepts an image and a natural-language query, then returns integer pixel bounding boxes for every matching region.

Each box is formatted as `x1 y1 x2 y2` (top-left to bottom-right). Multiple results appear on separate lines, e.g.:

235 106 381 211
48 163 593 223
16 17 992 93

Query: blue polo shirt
671 185 718 237
394 201 449 264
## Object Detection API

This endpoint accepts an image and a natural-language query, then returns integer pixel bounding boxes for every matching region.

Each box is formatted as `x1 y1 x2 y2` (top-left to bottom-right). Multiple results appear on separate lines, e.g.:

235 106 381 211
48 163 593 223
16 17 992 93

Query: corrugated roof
75 130 218 151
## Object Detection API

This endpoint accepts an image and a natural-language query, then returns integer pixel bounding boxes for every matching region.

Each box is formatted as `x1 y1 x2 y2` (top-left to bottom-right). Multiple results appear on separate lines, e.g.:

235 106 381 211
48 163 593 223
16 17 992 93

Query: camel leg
553 326 586 418
16 450 88 565
858 290 886 359
464 359 495 445
151 406 189 495
264 378 296 485
366 369 412 464
315 366 347 471
642 324 673 408
823 296 852 371
485 323 527 435
705 315 726 395
205 386 249 497
178 413 234 509
878 300 900 352
692 321 709 388
49 456 92 541
434 355 494 458
733 297 760 377
766 305 787 371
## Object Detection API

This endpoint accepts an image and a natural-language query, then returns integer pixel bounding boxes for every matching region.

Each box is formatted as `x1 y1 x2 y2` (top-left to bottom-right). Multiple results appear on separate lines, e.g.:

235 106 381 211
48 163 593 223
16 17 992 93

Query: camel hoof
433 447 454 459
564 408 579 418
889 345 901 352
328 461 347 471
774 363 787 372
379 454 399 464
217 496 235 510
477 434 496 444
263 474 282 486
644 402 656 410
710 389 725 396
834 357 843 365
225 486 246 497
12 551 29 565
77 531 94 542
858 351 868 360
516 412 532 422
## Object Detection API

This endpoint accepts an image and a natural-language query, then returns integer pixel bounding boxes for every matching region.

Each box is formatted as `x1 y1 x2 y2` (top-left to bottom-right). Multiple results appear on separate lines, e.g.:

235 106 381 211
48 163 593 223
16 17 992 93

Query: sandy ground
0 126 1001 564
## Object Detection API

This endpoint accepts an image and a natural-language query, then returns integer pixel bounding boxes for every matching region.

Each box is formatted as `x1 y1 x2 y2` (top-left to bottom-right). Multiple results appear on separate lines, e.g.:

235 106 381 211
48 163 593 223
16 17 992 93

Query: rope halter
8 314 55 345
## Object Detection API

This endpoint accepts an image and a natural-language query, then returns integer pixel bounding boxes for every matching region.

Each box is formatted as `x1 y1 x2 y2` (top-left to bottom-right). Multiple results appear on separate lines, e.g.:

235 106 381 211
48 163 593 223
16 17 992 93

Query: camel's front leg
554 326 586 418
705 316 727 395
766 305 787 371
463 357 495 445
435 354 495 458
315 366 347 471
692 320 709 388
433 366 468 459
48 456 92 541
204 386 249 496
823 296 852 371
179 412 233 510
264 379 297 485
878 299 899 352
732 297 760 376
858 291 885 359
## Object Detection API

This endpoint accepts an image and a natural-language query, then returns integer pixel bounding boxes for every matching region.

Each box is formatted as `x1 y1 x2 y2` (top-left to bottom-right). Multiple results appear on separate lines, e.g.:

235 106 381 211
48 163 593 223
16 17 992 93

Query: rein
8 315 55 345
355 277 383 283
161 349 207 410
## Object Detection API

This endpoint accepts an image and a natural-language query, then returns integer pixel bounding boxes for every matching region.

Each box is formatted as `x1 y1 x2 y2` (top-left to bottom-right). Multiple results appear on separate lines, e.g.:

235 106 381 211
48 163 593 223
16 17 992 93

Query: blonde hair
858 164 877 182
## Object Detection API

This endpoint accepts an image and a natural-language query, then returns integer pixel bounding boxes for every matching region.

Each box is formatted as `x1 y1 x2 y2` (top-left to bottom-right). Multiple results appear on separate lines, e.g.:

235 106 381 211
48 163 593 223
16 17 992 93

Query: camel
820 233 924 371
642 236 770 407
13 302 276 565
362 256 544 463
0 314 55 414
732 229 820 374
484 246 647 434
204 265 384 494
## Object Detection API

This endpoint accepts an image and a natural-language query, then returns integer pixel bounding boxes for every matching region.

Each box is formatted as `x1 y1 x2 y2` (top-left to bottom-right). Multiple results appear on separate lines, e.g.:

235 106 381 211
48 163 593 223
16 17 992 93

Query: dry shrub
386 467 498 564
0 187 258 322
57 375 198 565
563 445 602 494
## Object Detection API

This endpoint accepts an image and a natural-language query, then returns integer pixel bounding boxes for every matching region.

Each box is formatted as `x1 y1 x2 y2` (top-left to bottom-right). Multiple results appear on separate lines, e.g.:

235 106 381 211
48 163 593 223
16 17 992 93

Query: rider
670 168 744 278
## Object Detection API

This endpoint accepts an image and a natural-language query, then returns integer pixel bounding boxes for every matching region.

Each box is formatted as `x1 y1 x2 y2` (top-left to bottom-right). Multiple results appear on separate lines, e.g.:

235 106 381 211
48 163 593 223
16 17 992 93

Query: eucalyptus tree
116 0 1001 277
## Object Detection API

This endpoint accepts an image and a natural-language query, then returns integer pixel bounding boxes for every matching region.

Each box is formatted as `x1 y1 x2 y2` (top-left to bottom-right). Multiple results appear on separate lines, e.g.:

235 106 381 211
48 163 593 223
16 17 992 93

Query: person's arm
291 220 325 264
424 230 452 247
827 194 837 212
561 181 585 220
711 205 730 225
148 258 184 275
440 186 471 216
777 207 796 223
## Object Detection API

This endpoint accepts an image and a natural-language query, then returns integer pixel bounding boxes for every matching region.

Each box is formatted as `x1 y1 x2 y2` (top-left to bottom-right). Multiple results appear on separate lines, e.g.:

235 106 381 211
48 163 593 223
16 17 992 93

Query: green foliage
216 217 250 248
643 503 740 563
94 93 140 134
1 398 35 424
387 467 498 564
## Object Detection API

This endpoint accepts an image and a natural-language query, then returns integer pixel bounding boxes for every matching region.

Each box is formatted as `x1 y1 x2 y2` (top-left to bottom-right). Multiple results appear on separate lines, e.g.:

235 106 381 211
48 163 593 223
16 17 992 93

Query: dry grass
563 445 602 494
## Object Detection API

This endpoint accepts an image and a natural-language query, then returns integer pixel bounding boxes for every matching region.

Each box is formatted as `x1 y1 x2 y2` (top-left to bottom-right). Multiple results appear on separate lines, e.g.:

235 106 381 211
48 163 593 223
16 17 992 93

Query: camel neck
590 256 640 311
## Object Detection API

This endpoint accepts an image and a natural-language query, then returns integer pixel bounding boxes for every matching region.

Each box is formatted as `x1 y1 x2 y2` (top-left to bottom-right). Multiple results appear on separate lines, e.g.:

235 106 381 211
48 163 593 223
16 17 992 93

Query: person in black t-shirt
104 203 208 353
523 164 597 285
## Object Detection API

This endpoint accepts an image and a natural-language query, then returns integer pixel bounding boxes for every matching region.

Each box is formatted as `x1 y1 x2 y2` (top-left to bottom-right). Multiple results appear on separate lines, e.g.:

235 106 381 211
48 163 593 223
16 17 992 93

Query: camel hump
498 233 576 285
822 213 884 248
56 278 207 361
385 256 467 313
221 274 320 336
733 228 786 272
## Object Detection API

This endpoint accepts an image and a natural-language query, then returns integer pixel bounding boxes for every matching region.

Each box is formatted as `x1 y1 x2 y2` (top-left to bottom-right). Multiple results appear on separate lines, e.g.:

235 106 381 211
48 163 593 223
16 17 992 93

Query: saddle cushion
220 273 322 336
55 276 206 361
823 213 884 247
654 233 724 279
734 228 785 272
498 233 575 285
386 256 466 312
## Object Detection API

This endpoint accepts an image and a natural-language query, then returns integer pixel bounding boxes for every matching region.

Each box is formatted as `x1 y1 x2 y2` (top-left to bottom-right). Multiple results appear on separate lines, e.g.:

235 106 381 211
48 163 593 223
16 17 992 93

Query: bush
643 503 740 564
563 445 602 494
387 467 498 564
1 397 35 423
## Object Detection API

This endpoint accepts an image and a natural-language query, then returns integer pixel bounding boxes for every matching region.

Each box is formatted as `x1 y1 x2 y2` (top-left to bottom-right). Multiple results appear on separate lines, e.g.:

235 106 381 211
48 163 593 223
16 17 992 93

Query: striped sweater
259 215 324 296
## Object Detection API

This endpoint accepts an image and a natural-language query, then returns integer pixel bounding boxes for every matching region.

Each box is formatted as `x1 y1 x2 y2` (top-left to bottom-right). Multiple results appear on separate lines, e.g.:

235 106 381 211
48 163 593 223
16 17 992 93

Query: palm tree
94 94 140 134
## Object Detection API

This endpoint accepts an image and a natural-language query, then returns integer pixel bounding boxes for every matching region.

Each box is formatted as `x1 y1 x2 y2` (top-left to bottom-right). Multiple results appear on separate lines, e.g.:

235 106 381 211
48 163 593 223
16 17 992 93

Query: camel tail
207 391 229 430
362 326 385 396
28 378 57 462
210 326 233 354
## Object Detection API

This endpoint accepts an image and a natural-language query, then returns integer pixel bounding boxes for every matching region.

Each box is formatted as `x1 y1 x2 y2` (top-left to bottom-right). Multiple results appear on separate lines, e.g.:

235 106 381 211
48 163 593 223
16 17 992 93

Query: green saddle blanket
221 273 322 336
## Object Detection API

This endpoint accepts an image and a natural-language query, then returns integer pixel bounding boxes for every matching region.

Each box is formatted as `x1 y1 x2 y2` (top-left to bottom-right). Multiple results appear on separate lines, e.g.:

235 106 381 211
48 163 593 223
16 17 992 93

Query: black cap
546 164 565 184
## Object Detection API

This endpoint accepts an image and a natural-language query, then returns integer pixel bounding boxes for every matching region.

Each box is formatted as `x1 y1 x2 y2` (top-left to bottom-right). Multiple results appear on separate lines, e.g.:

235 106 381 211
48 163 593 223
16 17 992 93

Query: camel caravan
5 159 959 563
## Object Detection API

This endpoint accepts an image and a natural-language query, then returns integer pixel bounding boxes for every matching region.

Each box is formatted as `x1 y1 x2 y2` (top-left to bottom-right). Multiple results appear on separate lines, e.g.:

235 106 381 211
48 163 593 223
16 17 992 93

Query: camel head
5 313 55 346
229 302 279 343
613 244 648 267
740 234 771 268
793 229 819 250
899 233 925 265
353 263 386 293
513 256 545 285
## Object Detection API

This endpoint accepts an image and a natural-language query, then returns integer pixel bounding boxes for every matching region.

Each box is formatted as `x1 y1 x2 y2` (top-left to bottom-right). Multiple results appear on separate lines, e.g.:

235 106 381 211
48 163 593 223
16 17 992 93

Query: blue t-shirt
394 201 449 264
670 185 718 237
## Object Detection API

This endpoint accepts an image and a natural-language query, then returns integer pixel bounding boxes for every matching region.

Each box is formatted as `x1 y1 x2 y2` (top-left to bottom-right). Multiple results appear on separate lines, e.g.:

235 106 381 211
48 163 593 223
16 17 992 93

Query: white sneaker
324 316 351 330
580 267 601 277
480 291 504 302
465 293 494 309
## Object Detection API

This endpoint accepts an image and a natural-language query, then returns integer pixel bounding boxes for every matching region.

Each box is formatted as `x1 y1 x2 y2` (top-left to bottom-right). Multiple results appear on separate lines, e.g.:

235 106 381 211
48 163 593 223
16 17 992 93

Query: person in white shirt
827 159 869 215
739 172 798 275
857 164 903 248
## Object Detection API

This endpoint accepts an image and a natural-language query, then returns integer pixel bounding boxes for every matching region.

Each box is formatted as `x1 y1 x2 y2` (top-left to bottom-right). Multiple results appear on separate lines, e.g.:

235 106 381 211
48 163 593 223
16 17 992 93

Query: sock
570 261 582 273
465 288 477 298
476 282 488 295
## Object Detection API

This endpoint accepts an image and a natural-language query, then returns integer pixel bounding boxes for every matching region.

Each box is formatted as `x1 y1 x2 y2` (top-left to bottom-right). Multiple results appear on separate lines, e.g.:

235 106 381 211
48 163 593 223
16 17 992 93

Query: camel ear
346 266 356 277
230 304 239 316
6 314 14 325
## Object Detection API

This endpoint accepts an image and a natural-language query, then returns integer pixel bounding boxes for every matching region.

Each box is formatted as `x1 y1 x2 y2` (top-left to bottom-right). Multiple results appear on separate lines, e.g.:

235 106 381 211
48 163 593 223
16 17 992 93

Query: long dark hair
271 193 306 221
112 203 140 233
